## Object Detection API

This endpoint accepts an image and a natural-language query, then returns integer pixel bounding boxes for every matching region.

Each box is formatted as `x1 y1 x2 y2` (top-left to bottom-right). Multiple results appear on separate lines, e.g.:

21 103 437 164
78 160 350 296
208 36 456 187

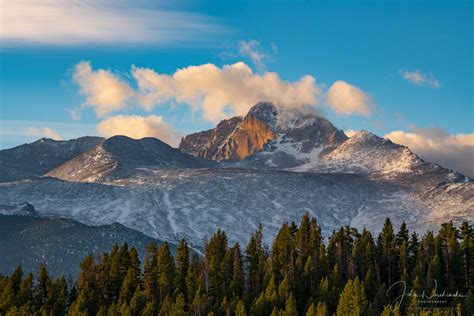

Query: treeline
0 215 473 315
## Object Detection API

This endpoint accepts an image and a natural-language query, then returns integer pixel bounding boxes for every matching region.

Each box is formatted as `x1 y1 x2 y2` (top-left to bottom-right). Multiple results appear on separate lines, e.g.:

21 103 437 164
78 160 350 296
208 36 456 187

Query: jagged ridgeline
1 215 473 315
0 102 472 249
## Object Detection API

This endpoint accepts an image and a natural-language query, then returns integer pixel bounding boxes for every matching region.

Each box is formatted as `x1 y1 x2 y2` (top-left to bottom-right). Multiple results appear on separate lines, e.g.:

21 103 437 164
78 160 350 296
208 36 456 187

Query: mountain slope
46 135 213 182
0 214 170 277
1 169 471 249
293 130 469 187
0 136 104 182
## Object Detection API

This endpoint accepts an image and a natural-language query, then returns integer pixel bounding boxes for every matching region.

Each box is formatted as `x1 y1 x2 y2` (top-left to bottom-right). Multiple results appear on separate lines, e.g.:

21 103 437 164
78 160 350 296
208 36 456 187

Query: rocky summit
180 102 347 167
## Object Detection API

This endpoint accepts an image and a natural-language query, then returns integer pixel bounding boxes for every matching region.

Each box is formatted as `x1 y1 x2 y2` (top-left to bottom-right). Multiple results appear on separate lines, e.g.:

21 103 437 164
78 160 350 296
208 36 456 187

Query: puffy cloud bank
73 61 322 123
74 62 135 118
385 127 474 177
96 115 183 147
326 81 373 116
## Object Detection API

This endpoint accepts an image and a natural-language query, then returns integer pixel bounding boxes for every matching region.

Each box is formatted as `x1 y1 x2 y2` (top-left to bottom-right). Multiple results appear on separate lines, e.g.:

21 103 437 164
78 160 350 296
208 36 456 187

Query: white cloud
73 61 135 117
96 115 183 147
74 61 322 123
326 81 373 116
401 70 440 88
26 127 63 140
238 40 268 72
385 127 474 177
0 0 221 45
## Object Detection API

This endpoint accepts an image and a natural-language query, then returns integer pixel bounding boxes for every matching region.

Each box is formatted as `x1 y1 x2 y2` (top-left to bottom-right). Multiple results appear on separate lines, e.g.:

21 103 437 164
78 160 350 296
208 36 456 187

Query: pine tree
336 278 368 316
235 299 247 316
17 272 33 308
119 266 139 304
175 239 190 301
129 286 146 315
204 229 227 305
245 224 266 299
270 305 282 316
35 263 50 310
143 243 159 302
192 285 209 316
459 221 473 290
48 276 68 315
464 290 474 315
157 242 176 303
282 293 297 316
378 218 396 288
395 222 409 247
186 255 201 305
230 244 244 299
306 302 329 316
171 293 187 316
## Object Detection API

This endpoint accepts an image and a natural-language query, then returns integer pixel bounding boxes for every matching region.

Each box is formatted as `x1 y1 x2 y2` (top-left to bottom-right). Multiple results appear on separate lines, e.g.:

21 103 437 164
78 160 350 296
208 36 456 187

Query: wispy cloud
0 0 222 46
238 40 271 72
385 126 474 177
401 70 441 88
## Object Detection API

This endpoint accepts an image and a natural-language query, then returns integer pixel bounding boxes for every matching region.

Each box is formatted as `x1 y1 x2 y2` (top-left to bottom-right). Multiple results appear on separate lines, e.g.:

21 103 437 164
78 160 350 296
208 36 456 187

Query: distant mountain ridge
0 213 170 277
0 136 104 182
46 135 213 183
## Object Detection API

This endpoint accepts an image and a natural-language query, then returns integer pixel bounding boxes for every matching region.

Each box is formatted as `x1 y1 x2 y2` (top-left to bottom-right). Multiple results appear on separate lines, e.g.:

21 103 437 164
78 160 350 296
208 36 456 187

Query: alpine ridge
0 136 104 182
0 102 472 249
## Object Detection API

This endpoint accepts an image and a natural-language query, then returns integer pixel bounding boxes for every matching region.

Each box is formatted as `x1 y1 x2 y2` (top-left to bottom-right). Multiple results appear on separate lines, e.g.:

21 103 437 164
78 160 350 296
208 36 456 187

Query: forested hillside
0 215 472 315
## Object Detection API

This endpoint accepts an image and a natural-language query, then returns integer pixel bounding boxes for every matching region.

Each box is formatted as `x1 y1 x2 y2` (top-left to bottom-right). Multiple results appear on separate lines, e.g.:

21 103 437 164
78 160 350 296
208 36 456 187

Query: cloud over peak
73 61 322 122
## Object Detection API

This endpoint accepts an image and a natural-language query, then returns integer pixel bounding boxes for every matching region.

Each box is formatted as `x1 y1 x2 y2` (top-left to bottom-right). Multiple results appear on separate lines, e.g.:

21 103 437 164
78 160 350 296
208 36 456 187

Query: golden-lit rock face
179 113 277 161
218 115 276 160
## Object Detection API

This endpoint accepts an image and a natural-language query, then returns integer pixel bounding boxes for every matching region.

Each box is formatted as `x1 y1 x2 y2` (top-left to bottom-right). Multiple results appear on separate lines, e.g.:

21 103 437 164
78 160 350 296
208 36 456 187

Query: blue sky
0 0 473 175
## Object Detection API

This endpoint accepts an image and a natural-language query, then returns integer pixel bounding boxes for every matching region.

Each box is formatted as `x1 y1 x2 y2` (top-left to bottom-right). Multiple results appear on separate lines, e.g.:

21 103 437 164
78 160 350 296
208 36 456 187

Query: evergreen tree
175 239 190 301
171 293 187 316
129 286 146 315
235 299 247 316
157 242 176 303
306 302 329 316
378 218 396 288
336 278 367 316
204 229 227 305
143 243 159 302
282 293 297 316
245 224 266 299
